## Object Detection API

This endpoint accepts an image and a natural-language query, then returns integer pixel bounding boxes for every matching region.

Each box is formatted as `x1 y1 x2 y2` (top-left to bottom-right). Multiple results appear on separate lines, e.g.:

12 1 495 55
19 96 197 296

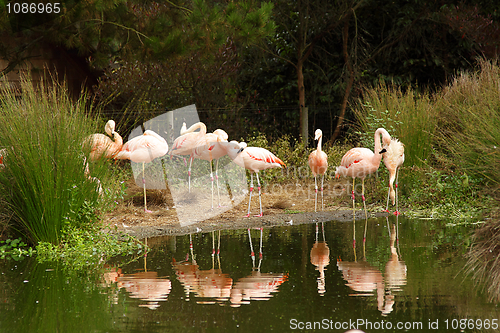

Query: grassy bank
243 59 499 219
0 75 143 267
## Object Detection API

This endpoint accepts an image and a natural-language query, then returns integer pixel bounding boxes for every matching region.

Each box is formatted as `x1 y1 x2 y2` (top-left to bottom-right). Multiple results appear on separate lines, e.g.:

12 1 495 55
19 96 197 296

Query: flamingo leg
314 175 318 212
216 159 221 207
385 184 391 213
188 154 194 192
259 227 263 260
248 228 255 268
394 167 401 216
362 179 368 244
209 159 214 210
217 230 221 268
255 173 263 217
142 162 152 213
211 230 216 268
352 178 356 251
245 173 254 217
320 174 325 211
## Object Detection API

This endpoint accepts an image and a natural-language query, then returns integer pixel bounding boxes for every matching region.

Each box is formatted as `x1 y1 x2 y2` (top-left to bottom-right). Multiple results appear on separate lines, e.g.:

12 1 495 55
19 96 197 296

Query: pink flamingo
383 138 405 215
115 130 169 212
193 129 229 208
308 129 328 212
86 120 123 160
335 128 390 246
170 122 207 192
224 141 285 217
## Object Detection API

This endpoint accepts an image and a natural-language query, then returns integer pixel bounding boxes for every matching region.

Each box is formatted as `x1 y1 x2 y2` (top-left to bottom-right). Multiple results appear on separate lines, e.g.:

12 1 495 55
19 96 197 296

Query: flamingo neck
113 132 123 146
183 122 207 135
317 134 323 152
372 128 387 165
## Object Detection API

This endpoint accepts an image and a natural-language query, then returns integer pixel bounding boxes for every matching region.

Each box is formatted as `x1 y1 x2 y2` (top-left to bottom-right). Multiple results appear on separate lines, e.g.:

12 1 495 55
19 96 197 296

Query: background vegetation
0 0 499 263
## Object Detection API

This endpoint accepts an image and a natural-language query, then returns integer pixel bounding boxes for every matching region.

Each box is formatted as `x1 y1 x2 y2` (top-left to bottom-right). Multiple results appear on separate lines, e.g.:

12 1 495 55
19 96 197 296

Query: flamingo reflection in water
117 241 172 310
310 222 330 296
337 221 406 316
229 228 288 307
172 232 233 305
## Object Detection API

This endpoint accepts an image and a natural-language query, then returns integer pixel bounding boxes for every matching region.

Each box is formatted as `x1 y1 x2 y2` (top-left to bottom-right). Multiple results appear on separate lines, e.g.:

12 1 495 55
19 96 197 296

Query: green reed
435 59 500 189
354 82 436 168
0 76 109 244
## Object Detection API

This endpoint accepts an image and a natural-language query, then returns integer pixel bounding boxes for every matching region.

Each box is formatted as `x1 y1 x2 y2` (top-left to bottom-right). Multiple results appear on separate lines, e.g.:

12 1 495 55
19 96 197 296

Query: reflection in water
337 221 406 315
112 240 172 310
230 228 288 307
172 229 288 307
118 271 172 310
310 222 330 295
465 220 500 302
173 232 233 305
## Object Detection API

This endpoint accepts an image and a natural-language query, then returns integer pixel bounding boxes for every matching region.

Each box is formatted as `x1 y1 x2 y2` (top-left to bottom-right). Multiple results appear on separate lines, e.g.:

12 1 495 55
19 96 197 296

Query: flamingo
170 122 207 192
310 223 330 295
383 138 405 215
335 128 390 246
223 141 285 217
193 129 229 208
308 129 328 212
0 148 7 169
86 120 123 160
115 130 169 212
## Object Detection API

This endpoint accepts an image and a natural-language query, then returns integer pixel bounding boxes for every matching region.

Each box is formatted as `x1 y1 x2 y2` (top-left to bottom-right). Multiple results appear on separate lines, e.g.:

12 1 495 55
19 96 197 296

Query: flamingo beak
379 148 387 154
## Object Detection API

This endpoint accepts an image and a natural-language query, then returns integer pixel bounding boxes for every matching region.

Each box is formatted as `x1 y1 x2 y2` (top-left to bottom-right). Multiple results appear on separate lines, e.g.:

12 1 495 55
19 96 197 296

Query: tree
0 0 275 77
254 0 363 144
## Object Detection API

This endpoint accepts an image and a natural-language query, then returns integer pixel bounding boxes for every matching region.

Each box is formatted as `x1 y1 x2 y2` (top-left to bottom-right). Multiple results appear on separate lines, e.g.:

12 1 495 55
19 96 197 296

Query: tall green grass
354 82 436 167
0 76 109 244
435 59 500 190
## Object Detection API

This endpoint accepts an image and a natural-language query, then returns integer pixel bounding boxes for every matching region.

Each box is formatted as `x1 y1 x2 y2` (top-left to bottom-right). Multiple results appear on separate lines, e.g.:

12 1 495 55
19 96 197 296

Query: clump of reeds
0 75 109 244
465 219 500 303
435 59 500 190
354 82 436 168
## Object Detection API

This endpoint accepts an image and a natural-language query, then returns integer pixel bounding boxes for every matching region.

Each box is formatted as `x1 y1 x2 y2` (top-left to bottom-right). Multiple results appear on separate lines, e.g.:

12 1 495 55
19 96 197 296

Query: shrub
0 75 110 244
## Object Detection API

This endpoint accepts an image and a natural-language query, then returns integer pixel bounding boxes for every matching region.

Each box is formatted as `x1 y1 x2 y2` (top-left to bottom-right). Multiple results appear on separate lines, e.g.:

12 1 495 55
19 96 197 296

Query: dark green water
1 216 498 332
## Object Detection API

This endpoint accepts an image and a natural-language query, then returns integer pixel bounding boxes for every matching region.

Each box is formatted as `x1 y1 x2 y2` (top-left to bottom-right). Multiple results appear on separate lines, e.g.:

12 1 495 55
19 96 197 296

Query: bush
0 75 110 244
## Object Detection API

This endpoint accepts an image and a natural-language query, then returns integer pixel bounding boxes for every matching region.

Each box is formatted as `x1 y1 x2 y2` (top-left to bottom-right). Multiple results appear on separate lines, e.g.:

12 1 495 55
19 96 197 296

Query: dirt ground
102 177 391 239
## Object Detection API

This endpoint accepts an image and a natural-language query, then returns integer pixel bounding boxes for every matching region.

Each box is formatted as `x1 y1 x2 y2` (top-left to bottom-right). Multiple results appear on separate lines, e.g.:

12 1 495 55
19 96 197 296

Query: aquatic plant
435 58 500 191
0 75 109 244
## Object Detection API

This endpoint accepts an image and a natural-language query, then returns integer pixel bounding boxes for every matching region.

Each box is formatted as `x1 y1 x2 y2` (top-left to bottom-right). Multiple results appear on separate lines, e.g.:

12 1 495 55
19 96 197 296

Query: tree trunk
298 59 308 146
331 17 354 142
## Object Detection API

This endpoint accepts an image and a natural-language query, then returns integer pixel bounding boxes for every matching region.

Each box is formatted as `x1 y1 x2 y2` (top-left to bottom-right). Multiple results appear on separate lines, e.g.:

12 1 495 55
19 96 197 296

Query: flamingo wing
117 131 168 163
242 147 285 172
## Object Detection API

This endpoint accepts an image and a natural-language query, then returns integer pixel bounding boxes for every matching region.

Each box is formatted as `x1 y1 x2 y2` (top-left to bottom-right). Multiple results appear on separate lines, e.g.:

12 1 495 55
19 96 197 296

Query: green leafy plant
36 224 147 270
0 238 34 260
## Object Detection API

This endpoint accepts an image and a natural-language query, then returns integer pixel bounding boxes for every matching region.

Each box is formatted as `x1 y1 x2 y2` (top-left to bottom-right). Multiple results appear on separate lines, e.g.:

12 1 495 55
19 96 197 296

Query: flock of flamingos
87 119 405 218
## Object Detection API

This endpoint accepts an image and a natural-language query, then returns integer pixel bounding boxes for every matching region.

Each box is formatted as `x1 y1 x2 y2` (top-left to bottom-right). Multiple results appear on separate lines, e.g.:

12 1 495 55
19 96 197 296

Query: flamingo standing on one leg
85 120 123 160
223 141 285 217
335 128 391 248
383 138 405 216
308 129 328 212
170 122 207 192
115 130 169 212
193 129 229 209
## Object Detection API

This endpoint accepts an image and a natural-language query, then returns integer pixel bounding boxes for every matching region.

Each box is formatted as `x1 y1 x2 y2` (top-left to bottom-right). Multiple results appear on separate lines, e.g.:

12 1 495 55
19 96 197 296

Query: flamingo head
314 129 322 140
104 120 116 136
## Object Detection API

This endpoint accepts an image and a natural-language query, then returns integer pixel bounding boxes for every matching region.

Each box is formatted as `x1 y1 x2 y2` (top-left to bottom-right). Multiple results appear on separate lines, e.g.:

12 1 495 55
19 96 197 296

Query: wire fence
100 105 348 147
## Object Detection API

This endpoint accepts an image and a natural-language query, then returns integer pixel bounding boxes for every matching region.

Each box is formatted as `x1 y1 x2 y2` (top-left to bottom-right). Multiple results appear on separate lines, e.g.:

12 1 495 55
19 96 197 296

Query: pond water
1 216 498 332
